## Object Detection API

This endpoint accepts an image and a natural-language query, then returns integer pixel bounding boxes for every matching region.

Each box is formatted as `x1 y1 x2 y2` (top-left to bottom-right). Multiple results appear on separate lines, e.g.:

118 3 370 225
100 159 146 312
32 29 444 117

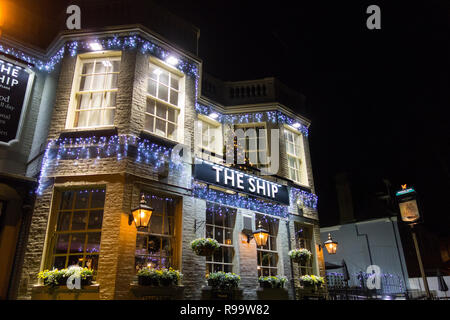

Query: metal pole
410 225 431 299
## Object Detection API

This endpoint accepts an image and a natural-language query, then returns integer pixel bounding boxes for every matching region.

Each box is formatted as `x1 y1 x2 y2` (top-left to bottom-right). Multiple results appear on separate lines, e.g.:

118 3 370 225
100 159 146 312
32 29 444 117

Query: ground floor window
205 203 236 274
135 194 176 270
256 214 279 276
294 222 314 275
50 188 105 271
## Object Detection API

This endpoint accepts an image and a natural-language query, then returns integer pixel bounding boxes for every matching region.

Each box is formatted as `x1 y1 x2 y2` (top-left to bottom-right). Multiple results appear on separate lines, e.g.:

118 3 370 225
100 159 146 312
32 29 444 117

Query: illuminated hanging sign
0 58 34 145
193 159 290 205
396 185 420 224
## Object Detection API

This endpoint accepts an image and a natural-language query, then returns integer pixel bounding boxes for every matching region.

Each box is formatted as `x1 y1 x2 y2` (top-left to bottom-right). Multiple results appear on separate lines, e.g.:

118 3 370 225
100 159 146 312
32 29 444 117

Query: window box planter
130 284 185 300
258 276 288 289
31 284 99 300
201 286 244 300
257 287 290 300
136 267 183 287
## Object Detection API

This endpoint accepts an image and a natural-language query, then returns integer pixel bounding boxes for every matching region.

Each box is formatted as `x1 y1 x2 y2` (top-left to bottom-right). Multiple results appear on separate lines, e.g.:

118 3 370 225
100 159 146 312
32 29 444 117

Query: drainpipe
286 219 297 300
355 224 373 266
389 217 408 293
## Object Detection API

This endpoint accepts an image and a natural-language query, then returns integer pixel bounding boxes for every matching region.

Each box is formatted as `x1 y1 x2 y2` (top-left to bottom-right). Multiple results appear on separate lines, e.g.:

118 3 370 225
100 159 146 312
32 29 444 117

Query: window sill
130 283 185 299
59 127 118 139
139 130 181 149
31 283 100 300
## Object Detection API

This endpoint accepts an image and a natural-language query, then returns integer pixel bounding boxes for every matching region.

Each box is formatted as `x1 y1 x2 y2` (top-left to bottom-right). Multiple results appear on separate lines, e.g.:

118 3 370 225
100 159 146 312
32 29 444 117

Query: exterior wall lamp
129 194 153 229
323 233 338 254
244 221 269 246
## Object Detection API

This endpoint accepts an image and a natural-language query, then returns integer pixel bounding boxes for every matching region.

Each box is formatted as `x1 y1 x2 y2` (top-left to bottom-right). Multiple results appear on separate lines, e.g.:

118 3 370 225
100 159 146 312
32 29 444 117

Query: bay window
69 54 121 128
284 126 308 185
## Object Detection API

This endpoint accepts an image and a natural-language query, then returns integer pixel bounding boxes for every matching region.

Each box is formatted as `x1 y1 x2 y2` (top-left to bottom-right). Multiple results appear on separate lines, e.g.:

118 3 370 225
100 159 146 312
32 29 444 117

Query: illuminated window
234 123 268 167
295 223 314 276
285 127 307 185
50 189 105 271
205 203 235 274
144 63 181 140
70 55 121 128
256 214 279 277
198 117 221 154
135 195 176 270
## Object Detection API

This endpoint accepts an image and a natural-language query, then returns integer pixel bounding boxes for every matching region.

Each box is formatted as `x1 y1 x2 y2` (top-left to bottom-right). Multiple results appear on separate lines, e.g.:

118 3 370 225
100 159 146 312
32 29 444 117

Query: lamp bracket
194 219 206 233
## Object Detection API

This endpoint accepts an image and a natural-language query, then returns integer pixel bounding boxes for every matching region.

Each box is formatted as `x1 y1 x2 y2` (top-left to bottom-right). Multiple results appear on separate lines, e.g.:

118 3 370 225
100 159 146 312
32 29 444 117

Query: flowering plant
137 267 182 286
258 276 288 288
206 271 241 289
288 248 312 263
190 238 220 256
37 266 93 287
300 275 325 287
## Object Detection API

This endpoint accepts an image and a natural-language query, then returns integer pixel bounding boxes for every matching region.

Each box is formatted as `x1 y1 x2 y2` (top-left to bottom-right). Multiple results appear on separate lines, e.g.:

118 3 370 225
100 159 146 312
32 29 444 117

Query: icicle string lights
0 35 198 77
193 181 289 218
195 103 309 136
290 187 318 210
36 134 183 195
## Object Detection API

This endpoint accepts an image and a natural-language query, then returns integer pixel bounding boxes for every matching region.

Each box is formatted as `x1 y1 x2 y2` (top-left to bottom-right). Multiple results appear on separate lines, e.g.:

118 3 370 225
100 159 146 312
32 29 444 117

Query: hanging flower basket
190 238 220 256
288 248 312 264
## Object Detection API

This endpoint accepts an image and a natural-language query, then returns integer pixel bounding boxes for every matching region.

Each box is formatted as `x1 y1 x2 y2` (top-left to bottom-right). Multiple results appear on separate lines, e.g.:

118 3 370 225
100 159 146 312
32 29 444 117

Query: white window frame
284 125 309 186
143 58 185 143
65 51 122 130
197 114 222 155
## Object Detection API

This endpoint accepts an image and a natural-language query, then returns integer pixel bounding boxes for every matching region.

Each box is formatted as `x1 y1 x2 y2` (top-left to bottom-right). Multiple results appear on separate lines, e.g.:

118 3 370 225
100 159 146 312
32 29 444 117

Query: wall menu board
0 58 32 144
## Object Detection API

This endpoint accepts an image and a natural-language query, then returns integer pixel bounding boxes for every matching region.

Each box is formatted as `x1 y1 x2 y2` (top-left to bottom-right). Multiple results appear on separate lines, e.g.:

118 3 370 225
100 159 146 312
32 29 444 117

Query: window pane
104 92 116 108
85 255 99 270
149 214 163 234
206 225 213 239
149 65 158 80
147 79 157 96
68 255 83 268
82 62 94 75
60 191 75 210
170 89 178 105
136 234 147 255
86 232 101 254
155 119 166 136
158 84 168 101
170 75 179 90
75 191 89 209
159 71 169 85
88 210 103 229
53 256 66 269
91 191 105 208
91 74 106 90
156 103 167 119
55 234 70 254
167 108 176 122
145 115 154 132
167 123 176 140
214 227 223 243
146 100 155 114
147 236 161 255
57 212 71 231
71 211 87 230
70 233 86 253
161 238 171 256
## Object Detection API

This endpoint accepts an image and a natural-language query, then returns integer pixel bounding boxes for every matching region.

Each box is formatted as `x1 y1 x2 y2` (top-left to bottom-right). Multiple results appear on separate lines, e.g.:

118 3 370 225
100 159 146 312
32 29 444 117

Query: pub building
0 10 325 300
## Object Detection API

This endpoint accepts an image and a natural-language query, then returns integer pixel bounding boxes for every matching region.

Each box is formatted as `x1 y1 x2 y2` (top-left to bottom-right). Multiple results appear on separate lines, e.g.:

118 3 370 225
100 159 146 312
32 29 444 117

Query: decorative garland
290 187 318 210
195 103 309 136
36 134 183 195
192 181 289 218
0 34 199 77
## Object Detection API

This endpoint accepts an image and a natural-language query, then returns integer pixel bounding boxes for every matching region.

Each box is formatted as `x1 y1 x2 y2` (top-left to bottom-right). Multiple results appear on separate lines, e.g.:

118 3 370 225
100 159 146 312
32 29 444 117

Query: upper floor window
234 123 268 167
69 54 121 128
144 63 182 140
284 126 308 185
197 115 222 155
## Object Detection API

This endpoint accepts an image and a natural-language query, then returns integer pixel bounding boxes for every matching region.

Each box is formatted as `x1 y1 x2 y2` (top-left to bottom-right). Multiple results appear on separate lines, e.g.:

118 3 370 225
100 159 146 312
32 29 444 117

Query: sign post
396 185 431 299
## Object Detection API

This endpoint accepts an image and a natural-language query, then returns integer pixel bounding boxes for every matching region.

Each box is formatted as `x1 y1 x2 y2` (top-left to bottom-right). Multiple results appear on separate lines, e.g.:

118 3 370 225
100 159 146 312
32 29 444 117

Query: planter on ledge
130 284 185 300
256 287 290 300
31 283 99 300
201 286 243 300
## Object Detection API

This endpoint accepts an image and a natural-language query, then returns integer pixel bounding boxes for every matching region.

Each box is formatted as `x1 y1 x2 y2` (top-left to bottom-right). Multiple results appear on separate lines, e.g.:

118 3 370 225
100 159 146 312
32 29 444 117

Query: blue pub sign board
193 159 290 205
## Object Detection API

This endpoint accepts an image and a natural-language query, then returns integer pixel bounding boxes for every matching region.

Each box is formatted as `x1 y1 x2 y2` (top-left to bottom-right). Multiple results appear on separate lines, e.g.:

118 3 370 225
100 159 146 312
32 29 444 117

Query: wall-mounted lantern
252 221 270 247
324 233 338 254
129 194 153 229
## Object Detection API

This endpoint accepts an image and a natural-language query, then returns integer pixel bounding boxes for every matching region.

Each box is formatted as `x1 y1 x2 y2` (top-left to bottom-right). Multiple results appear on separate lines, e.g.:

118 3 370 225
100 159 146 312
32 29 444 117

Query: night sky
9 0 450 234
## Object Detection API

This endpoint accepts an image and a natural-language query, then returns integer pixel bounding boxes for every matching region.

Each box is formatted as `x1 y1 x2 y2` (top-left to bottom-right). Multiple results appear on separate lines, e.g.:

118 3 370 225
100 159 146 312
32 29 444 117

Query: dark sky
157 0 450 234
10 0 450 234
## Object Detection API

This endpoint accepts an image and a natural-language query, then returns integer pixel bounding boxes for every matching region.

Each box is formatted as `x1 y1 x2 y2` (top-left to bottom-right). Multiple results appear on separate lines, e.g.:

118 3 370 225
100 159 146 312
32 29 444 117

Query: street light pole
410 224 431 299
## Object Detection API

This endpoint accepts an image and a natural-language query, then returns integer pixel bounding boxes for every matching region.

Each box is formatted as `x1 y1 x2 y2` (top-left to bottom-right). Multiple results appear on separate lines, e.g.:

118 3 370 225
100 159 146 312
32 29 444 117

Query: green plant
206 271 240 290
300 275 324 287
37 266 93 287
137 267 183 286
288 248 312 263
190 238 220 256
258 276 288 288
